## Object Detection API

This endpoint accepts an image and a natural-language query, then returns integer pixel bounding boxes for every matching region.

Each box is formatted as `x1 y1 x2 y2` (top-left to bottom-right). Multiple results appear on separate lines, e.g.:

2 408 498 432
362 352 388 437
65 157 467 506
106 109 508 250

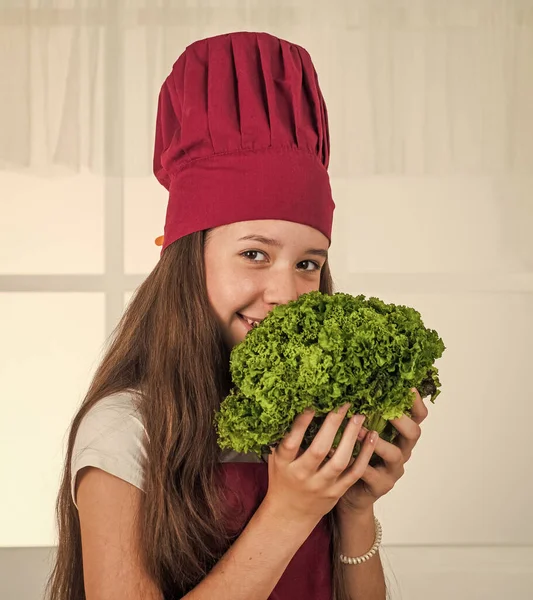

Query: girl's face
204 220 330 350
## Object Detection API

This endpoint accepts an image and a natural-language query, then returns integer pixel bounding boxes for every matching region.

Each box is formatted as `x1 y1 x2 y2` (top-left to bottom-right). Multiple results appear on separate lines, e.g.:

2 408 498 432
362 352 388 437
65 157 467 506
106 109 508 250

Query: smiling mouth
237 313 261 330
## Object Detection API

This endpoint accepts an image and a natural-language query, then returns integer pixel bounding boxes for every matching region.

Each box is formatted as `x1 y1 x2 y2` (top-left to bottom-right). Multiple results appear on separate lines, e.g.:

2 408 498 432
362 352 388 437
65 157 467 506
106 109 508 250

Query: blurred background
0 1 532 598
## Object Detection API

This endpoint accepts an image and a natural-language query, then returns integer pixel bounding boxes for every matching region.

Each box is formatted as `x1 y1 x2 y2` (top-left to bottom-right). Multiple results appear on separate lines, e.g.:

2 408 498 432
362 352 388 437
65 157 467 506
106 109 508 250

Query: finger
319 414 366 478
333 428 378 493
389 427 422 463
360 465 398 497
275 408 316 463
295 403 351 472
408 387 428 424
388 412 421 443
371 437 405 474
327 418 369 455
413 388 429 424
388 389 426 459
328 423 369 460
335 428 405 470
390 388 427 428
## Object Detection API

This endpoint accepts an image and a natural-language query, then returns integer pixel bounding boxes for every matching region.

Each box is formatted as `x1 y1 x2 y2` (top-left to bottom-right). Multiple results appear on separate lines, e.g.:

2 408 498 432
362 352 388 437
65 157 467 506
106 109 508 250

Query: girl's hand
263 402 374 526
334 388 429 517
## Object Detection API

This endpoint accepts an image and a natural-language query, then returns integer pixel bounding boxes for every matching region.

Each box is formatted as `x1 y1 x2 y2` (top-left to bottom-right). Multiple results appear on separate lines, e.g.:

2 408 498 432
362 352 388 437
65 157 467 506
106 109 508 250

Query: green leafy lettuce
214 291 445 463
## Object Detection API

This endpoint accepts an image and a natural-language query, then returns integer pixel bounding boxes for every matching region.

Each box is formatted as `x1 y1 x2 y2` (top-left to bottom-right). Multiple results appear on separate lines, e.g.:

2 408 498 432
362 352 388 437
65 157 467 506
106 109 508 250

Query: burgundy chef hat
153 31 335 252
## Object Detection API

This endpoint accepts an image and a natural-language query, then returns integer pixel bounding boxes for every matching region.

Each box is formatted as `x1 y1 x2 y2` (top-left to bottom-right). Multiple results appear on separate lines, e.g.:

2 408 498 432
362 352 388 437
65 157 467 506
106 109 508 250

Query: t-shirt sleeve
70 392 149 510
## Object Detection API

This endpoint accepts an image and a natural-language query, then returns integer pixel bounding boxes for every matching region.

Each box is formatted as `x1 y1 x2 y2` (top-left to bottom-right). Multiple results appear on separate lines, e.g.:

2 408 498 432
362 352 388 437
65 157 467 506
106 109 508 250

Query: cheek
205 273 230 319
225 275 256 302
208 275 254 315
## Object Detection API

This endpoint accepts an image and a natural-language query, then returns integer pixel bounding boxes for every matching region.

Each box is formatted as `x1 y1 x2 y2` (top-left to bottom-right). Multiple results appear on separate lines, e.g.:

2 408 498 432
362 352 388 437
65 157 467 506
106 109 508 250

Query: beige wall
1 1 532 599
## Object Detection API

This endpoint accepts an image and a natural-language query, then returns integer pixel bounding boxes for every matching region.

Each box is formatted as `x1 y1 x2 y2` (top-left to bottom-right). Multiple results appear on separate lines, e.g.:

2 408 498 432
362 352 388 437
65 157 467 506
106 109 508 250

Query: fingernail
352 414 364 426
304 407 315 415
369 431 378 443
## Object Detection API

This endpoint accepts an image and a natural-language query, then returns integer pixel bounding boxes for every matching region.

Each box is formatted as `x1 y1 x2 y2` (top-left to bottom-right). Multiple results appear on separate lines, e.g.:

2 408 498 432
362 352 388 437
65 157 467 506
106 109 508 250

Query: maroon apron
218 461 333 599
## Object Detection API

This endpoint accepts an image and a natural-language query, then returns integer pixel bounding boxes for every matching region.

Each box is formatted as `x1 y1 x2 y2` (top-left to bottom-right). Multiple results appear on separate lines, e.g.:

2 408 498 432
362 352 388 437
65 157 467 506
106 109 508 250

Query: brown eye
241 250 265 262
299 260 321 272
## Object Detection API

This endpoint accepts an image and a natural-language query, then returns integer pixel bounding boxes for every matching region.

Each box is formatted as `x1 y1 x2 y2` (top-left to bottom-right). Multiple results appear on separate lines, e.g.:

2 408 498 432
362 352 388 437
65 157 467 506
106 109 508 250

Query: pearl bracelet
339 516 382 565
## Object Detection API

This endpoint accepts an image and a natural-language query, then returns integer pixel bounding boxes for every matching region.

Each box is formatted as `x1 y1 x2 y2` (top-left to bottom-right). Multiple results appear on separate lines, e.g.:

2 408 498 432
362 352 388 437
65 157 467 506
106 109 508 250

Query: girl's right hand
263 403 376 525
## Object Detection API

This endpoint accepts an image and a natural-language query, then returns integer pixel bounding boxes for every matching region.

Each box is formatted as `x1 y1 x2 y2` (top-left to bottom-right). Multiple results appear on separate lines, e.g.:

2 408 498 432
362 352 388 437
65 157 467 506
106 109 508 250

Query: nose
263 269 299 307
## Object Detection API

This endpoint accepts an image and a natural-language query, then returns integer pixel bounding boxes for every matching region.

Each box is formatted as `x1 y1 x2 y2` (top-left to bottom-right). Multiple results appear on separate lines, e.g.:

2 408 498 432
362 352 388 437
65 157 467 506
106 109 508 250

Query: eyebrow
238 234 329 259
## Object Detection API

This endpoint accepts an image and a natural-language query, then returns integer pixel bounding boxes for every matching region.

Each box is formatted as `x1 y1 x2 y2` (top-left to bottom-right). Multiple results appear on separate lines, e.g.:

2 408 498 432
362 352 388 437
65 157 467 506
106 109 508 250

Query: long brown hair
44 227 354 600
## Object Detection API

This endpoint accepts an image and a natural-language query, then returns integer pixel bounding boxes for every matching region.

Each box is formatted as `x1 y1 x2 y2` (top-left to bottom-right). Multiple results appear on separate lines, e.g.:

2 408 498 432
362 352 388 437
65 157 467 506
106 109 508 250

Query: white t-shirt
70 390 264 509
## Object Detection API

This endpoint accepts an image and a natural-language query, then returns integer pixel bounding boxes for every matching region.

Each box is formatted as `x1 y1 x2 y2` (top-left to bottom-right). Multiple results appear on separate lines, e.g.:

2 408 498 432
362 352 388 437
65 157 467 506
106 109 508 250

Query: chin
222 314 253 351
223 330 241 352
229 335 244 350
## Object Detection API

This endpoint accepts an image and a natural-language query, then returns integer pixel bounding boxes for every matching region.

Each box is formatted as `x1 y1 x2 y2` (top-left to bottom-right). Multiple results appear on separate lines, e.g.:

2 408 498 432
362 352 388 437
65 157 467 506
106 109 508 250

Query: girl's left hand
332 387 429 516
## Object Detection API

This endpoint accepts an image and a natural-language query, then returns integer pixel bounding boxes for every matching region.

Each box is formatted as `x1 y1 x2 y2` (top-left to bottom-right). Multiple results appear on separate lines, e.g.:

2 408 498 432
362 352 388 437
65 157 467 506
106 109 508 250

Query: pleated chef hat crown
153 31 335 252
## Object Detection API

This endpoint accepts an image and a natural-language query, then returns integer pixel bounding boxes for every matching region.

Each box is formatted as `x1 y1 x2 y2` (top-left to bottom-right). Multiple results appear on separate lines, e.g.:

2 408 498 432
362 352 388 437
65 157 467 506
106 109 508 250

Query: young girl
45 31 427 600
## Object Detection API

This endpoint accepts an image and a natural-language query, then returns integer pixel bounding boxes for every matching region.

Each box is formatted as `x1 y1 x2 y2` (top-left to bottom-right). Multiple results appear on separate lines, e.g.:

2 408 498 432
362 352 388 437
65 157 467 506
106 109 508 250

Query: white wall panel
124 176 167 274
0 172 104 274
0 293 105 547
381 546 533 600
329 177 527 275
